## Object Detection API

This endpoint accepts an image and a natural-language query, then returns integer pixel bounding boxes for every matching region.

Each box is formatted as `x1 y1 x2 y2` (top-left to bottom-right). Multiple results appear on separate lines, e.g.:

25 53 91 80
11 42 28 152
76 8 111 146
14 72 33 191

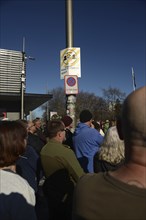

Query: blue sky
0 0 145 99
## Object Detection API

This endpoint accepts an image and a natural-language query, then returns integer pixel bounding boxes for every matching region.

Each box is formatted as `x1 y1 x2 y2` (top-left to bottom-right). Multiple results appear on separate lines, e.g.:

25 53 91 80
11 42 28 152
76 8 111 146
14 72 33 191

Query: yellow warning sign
60 47 81 79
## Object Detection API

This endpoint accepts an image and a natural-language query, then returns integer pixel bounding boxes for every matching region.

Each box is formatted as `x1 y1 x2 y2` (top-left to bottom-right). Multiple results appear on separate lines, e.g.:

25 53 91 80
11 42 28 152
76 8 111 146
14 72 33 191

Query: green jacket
40 139 84 184
72 172 146 220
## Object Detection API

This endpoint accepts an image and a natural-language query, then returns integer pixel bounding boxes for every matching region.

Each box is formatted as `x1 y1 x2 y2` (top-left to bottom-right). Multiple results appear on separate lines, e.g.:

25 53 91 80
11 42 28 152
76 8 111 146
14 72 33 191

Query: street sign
60 47 81 79
64 75 78 94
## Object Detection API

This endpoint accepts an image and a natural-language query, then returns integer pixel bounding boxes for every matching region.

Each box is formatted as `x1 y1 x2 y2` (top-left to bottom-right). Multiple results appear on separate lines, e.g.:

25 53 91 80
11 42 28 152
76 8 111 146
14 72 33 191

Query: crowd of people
0 85 145 220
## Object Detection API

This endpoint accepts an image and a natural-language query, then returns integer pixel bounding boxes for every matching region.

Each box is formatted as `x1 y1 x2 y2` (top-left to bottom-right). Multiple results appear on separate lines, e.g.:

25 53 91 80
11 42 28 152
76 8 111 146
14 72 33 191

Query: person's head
92 121 100 132
0 120 27 167
99 126 125 164
120 86 146 164
103 120 110 133
33 117 42 129
47 120 66 143
27 120 36 134
50 114 60 120
79 109 93 126
61 115 73 129
122 86 146 148
110 120 116 127
16 119 28 130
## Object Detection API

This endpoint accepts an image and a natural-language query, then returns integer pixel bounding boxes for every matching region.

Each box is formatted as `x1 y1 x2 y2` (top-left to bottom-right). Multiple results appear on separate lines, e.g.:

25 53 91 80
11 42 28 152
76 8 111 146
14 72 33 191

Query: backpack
43 168 74 220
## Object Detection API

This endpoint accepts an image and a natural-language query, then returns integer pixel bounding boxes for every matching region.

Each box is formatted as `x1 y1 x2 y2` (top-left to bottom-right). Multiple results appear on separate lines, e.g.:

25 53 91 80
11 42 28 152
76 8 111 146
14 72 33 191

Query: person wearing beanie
79 110 93 123
61 115 74 151
62 115 73 127
73 109 104 173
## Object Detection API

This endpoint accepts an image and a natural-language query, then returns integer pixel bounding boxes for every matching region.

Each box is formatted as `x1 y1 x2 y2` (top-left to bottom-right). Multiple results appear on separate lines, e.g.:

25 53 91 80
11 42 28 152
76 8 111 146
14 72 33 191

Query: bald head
122 86 146 148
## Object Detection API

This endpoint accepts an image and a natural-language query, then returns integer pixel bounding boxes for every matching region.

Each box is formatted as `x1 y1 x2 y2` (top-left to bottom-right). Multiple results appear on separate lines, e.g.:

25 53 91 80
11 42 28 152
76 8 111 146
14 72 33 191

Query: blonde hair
99 126 125 164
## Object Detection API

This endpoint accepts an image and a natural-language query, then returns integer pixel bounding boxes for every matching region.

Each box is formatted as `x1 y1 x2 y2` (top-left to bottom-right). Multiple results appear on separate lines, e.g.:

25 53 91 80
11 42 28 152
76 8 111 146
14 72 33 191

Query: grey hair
99 126 125 164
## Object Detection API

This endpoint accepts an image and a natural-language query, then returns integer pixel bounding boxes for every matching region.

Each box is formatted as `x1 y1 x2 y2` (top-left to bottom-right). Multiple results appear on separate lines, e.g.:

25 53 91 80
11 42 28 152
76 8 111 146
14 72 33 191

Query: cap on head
61 115 73 127
80 109 93 123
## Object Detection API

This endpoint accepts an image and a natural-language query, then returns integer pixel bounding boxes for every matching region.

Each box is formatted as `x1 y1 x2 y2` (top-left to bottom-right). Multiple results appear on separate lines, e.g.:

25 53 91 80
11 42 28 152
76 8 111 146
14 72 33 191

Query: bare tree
42 87 66 120
42 88 106 121
76 91 106 121
102 86 126 120
41 86 125 122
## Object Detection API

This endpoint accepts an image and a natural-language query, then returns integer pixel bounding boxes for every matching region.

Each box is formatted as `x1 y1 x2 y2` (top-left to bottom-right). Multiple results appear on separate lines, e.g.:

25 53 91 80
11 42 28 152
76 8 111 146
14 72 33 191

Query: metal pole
21 37 26 119
131 67 136 91
46 86 49 121
66 0 73 47
65 0 76 130
20 38 35 119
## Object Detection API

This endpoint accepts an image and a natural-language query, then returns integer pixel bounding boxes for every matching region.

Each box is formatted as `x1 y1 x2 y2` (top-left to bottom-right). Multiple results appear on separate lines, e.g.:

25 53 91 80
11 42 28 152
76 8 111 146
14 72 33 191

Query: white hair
99 126 125 164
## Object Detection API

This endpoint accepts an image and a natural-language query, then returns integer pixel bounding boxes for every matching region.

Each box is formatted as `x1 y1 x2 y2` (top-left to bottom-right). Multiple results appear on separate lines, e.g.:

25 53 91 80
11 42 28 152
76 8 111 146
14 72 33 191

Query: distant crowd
0 86 146 220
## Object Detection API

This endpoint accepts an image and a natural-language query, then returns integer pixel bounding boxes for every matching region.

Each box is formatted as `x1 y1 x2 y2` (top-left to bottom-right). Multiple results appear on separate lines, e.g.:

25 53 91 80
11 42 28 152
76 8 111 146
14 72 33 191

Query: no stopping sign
65 75 78 94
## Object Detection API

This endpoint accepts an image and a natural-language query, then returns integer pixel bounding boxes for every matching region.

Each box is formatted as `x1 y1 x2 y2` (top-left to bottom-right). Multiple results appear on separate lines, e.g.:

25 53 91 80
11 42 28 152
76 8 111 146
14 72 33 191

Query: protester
15 120 44 191
27 120 45 155
73 109 104 173
61 115 74 151
40 120 84 220
91 120 100 131
94 125 125 172
16 144 42 193
103 119 110 133
33 117 47 145
92 120 105 136
40 120 84 183
0 121 37 220
72 86 146 220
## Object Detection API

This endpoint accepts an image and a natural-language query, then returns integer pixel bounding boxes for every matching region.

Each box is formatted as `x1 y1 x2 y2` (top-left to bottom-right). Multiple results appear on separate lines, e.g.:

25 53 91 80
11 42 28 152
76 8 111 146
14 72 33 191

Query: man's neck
84 121 91 127
109 162 146 188
51 137 62 143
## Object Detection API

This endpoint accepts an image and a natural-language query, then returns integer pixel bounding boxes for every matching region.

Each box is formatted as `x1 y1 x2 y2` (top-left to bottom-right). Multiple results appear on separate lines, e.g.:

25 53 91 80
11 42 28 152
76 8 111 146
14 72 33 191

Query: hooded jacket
73 123 104 173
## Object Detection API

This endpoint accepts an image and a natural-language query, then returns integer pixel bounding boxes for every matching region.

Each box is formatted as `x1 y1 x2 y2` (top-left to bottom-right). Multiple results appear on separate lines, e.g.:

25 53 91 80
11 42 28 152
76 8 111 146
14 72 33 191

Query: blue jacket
73 123 104 173
16 145 43 193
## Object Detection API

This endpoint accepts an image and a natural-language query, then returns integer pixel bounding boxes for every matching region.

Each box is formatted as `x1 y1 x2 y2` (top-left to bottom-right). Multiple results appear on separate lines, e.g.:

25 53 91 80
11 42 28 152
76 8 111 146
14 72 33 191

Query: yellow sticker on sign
60 47 81 79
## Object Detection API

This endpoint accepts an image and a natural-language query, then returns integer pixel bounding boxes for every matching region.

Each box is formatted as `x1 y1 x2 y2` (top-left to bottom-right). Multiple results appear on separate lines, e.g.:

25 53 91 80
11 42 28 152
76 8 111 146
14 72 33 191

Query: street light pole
65 0 76 130
20 38 26 119
20 37 35 119
65 0 73 47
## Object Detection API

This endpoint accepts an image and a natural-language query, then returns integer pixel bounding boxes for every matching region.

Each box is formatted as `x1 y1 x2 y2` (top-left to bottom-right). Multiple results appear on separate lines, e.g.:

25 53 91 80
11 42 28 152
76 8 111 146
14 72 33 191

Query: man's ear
116 117 124 140
57 131 63 138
